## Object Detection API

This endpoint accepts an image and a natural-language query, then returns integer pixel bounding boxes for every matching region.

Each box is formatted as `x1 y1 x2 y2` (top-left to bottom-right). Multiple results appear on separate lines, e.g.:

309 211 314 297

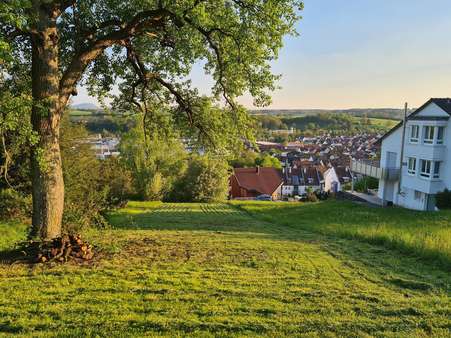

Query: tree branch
58 8 181 110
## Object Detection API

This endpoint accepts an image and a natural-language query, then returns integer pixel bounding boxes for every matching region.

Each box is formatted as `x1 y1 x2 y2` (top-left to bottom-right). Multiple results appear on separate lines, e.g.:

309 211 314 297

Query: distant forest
69 107 400 138
252 108 408 120
255 113 398 140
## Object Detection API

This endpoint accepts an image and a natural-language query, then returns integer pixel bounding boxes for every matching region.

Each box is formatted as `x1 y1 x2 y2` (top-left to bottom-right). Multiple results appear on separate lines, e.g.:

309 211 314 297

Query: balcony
351 159 400 181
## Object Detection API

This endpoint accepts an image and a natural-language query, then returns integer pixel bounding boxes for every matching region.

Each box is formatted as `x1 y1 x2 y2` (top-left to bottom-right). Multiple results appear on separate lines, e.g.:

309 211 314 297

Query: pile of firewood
31 234 94 263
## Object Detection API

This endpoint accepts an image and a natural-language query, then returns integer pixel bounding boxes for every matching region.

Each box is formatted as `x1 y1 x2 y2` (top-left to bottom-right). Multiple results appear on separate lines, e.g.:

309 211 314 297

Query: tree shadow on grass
107 201 451 291
107 206 272 234
0 247 30 265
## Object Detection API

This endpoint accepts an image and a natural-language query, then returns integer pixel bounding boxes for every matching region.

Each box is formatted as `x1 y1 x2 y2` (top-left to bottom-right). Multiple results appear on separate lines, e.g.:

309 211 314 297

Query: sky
73 0 451 110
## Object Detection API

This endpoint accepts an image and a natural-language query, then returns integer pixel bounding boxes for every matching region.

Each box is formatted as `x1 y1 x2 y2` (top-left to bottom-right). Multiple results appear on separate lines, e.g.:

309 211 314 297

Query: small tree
170 155 229 202
120 117 188 201
256 154 282 169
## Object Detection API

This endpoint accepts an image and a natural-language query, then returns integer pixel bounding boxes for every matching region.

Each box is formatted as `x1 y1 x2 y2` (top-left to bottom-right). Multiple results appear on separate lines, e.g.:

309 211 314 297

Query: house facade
377 98 451 210
281 164 341 198
230 167 283 200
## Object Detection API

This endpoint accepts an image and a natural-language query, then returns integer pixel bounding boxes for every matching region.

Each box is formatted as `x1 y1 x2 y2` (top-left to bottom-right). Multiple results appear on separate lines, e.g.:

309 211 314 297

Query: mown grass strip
232 200 451 270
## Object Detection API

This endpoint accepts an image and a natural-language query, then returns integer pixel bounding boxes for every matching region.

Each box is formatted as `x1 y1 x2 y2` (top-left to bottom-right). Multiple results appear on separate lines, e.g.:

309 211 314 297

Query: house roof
335 166 352 184
304 166 321 186
233 167 283 195
376 98 451 145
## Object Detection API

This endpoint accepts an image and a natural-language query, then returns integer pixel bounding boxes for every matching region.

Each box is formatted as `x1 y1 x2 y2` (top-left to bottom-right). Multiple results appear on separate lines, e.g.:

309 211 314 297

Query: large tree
0 0 302 240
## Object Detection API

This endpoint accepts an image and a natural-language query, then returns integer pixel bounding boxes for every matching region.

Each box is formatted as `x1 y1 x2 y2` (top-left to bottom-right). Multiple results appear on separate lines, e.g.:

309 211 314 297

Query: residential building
230 167 283 200
281 163 341 198
354 98 451 210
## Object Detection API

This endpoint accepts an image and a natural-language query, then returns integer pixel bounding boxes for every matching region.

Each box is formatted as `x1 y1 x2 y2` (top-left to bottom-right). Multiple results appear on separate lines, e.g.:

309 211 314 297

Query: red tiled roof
233 167 283 195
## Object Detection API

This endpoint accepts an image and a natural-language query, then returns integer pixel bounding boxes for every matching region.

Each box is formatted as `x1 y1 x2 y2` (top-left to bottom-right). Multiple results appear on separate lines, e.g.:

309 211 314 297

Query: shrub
436 189 451 209
0 189 31 220
61 118 133 232
354 176 379 193
168 155 229 202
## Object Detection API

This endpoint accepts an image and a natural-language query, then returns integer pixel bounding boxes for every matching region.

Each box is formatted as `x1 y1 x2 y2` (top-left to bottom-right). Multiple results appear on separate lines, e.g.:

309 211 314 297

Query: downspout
398 102 408 195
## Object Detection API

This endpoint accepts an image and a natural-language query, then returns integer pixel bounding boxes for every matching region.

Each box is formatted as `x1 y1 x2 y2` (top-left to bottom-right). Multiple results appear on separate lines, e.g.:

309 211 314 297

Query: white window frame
409 125 419 143
407 157 416 175
420 159 432 178
419 160 441 180
423 126 434 144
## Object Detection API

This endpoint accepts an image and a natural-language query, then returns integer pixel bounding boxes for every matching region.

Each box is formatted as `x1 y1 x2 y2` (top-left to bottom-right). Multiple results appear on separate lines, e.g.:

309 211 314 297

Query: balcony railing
351 159 400 181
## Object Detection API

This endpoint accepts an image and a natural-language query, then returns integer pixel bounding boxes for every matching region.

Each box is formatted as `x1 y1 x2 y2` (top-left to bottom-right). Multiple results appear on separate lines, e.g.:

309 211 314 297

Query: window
410 125 419 143
437 127 445 144
423 126 434 144
414 190 422 201
420 159 432 178
407 157 416 175
420 160 441 179
433 162 441 179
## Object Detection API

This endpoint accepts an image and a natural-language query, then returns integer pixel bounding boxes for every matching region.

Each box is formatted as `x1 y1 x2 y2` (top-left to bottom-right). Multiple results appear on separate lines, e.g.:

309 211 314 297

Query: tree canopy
0 0 303 239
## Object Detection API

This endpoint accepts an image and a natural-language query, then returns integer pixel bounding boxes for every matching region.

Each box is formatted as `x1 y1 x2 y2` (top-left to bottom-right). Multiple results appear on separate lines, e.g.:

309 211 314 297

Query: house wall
273 186 283 200
282 185 294 196
323 168 341 192
230 175 242 198
414 102 449 117
378 127 402 204
379 102 451 210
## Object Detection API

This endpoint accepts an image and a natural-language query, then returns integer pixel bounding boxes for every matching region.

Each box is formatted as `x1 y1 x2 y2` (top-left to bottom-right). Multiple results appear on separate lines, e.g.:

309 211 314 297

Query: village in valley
231 133 378 201
1 1 451 336
231 98 451 212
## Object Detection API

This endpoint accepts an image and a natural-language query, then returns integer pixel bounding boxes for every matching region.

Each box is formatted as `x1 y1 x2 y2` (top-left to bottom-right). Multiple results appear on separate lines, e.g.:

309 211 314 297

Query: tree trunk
29 4 64 240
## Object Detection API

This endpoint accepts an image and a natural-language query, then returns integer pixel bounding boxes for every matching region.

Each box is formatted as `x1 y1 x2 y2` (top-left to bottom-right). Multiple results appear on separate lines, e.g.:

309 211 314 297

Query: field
68 109 94 116
366 117 399 129
0 201 450 337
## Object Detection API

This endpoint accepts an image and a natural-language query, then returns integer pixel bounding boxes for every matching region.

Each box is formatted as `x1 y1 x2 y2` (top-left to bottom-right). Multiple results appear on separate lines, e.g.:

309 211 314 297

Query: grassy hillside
0 202 449 336
235 201 451 268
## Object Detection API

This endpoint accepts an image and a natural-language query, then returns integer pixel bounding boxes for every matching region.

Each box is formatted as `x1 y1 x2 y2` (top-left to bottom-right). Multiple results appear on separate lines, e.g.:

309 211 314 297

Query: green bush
0 189 31 220
61 118 133 232
168 155 230 203
306 192 318 202
436 189 451 209
354 176 379 193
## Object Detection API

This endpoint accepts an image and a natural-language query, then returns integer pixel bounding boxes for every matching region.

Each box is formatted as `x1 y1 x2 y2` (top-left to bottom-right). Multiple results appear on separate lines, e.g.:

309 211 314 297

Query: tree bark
29 3 64 240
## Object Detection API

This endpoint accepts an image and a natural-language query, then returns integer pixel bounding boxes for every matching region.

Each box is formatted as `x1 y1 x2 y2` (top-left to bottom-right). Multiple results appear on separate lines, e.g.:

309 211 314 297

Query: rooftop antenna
398 102 408 195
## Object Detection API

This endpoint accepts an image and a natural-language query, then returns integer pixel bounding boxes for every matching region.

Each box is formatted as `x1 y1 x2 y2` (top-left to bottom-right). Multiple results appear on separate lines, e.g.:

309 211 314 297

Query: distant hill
251 108 412 120
71 102 100 110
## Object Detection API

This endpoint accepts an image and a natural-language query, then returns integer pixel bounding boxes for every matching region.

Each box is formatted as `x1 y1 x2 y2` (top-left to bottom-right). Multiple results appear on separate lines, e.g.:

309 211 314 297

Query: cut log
24 234 95 263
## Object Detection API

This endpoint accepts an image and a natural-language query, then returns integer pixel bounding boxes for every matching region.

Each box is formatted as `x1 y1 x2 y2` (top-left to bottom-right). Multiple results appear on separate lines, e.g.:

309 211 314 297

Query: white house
320 166 341 193
376 98 451 210
281 164 341 198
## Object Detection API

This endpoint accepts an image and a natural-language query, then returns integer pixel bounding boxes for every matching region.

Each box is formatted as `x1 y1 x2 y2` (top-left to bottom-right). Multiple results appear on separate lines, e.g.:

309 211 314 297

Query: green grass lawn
0 201 450 337
234 200 451 268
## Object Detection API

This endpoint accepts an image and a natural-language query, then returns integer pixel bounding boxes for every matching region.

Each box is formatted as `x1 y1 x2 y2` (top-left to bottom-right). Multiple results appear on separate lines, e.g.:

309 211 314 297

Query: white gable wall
323 168 341 192
415 102 450 117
